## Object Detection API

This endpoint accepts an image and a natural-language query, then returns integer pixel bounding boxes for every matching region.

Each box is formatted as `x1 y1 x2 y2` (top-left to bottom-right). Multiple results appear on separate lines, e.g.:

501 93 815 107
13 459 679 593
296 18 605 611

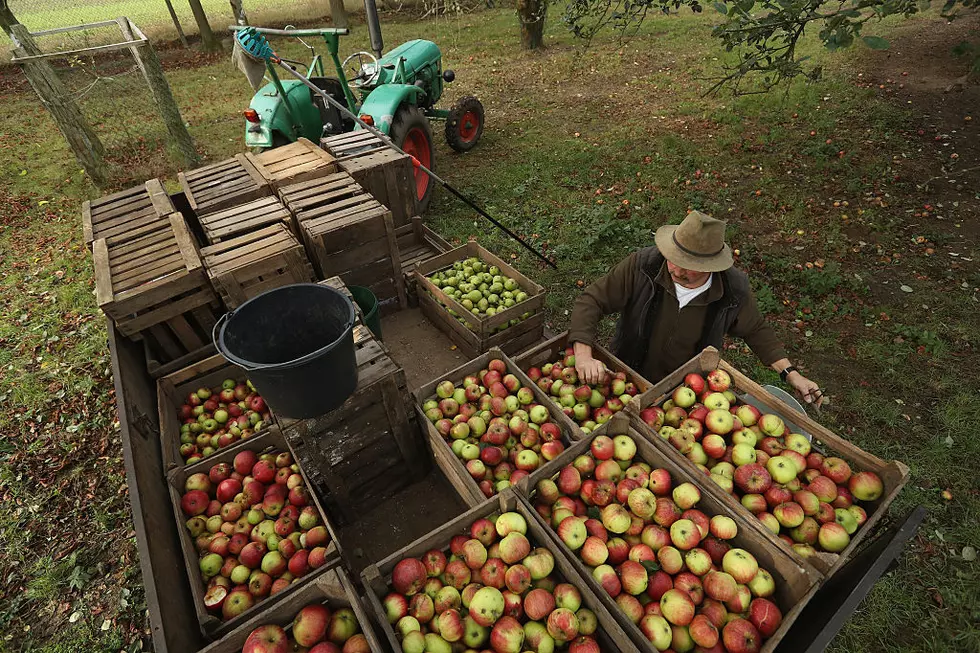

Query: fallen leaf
900 285 913 293
963 546 977 562
69 611 82 623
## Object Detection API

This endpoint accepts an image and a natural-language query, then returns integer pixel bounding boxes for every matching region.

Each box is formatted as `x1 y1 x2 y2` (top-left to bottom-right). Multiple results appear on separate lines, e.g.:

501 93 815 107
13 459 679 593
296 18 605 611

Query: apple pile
427 256 534 333
176 378 272 464
180 449 331 621
531 433 783 653
383 511 607 653
421 358 566 499
241 602 367 653
640 369 885 557
523 346 640 434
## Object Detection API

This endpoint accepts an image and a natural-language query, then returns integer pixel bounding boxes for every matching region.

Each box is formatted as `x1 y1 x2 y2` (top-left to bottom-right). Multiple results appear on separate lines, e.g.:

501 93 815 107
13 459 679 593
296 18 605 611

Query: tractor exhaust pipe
363 0 384 58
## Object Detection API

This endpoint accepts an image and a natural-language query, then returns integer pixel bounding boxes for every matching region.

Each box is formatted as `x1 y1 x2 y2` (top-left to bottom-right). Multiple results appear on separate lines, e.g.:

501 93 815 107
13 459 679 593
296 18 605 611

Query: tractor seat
309 77 352 135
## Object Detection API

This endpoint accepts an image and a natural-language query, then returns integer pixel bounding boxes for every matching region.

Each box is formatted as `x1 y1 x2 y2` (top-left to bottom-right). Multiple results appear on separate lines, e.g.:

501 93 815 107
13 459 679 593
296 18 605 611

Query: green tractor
240 7 484 213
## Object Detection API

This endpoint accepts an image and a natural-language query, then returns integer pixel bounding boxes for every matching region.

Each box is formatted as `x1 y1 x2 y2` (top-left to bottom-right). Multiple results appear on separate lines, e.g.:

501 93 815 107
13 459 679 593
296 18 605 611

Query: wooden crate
395 216 452 301
321 131 417 228
157 353 279 471
246 137 337 191
514 330 654 440
522 412 821 653
197 196 295 245
415 241 546 358
167 427 341 640
629 346 911 578
198 564 382 653
82 178 175 246
412 347 575 507
360 488 635 653
179 154 272 216
286 176 407 310
93 212 221 378
277 325 428 525
201 223 315 309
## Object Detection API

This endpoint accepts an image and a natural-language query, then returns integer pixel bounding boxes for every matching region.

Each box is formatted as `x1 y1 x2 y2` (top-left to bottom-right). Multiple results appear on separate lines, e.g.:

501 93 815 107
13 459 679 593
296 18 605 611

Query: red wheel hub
458 110 480 143
401 127 431 201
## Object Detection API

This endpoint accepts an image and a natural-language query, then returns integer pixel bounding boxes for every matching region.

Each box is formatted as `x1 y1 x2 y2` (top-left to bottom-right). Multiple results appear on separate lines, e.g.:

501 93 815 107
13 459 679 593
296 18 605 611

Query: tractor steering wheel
342 51 380 88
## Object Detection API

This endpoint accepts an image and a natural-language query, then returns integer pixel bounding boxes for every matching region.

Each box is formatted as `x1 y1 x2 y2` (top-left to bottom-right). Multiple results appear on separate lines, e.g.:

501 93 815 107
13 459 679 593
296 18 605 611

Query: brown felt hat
655 210 734 273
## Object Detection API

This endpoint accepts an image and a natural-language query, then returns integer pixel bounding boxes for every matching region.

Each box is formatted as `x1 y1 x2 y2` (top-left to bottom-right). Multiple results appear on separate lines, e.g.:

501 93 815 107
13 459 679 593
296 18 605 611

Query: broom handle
273 59 557 270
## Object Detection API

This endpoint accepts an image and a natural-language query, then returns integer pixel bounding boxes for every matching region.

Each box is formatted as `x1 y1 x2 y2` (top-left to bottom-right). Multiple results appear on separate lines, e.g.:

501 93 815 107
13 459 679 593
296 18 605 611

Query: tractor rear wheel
390 105 435 214
445 96 484 153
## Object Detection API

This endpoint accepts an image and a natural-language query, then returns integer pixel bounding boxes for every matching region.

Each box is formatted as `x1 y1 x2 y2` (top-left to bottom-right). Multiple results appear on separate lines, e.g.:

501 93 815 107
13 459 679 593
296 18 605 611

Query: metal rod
273 58 557 269
230 25 349 37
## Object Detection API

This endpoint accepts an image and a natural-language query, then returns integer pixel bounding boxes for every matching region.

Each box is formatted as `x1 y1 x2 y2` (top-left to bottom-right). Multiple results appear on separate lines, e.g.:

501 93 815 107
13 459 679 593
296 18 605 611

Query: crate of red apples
360 488 635 652
198 565 381 653
630 346 909 576
168 428 342 639
523 412 819 653
158 354 276 470
414 349 574 506
514 331 654 438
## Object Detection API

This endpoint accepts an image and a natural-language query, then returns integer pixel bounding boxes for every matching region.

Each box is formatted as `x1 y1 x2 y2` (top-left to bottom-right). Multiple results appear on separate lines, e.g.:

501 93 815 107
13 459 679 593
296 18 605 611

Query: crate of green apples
414 349 574 507
198 565 381 653
360 488 636 653
168 427 341 639
415 241 545 358
158 354 276 471
515 331 654 438
629 346 909 578
524 413 820 653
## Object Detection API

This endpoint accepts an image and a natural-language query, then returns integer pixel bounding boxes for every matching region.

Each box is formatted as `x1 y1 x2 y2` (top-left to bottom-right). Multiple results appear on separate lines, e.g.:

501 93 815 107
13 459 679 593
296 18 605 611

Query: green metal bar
424 108 450 120
319 33 358 115
266 64 301 137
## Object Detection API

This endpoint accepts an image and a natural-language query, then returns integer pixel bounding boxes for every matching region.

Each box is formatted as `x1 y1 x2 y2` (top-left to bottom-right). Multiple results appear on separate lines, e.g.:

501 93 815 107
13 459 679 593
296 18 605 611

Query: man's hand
787 372 825 408
573 342 606 385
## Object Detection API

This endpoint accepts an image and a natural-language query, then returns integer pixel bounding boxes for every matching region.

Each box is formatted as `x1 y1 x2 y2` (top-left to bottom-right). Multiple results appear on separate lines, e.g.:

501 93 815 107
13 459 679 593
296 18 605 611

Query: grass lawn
0 6 978 652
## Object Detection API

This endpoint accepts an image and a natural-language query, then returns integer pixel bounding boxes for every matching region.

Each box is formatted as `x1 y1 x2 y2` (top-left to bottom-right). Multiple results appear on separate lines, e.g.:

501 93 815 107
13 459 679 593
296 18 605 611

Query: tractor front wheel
445 96 485 153
390 105 435 214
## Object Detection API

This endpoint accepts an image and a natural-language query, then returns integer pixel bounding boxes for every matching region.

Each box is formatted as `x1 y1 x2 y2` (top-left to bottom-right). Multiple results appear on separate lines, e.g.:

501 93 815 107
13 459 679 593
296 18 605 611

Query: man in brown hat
569 210 824 406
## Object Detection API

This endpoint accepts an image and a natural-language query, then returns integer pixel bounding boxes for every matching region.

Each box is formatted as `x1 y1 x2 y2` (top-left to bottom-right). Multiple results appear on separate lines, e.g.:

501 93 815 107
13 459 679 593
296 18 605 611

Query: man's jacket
568 246 786 382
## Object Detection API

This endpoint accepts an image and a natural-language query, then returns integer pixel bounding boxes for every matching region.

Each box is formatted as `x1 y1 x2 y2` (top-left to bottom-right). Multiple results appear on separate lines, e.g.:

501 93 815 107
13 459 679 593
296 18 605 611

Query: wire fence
4 1 341 50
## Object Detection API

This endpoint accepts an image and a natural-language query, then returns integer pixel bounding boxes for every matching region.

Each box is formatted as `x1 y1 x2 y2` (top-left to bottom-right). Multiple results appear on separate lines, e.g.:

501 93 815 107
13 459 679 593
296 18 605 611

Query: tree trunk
187 0 221 51
329 0 349 29
229 0 248 25
0 0 18 37
163 0 190 48
517 0 545 50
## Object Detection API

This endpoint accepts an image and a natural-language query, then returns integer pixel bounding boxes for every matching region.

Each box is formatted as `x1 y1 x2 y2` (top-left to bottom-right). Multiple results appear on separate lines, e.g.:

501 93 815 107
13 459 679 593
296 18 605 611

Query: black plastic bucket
214 284 358 419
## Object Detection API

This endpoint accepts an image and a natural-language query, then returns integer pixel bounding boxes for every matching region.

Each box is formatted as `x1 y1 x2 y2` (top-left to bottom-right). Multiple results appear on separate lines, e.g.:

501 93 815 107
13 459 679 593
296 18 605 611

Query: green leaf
641 559 661 573
862 36 890 50
713 1 728 15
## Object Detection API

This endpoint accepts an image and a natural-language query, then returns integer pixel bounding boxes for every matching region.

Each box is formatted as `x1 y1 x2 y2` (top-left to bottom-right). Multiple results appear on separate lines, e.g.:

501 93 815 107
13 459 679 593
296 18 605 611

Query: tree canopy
561 0 979 92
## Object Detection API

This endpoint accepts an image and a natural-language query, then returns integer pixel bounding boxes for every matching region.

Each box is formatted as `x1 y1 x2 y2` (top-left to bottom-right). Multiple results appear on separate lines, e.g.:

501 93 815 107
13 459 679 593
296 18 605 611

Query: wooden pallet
284 175 408 310
415 241 546 358
412 347 575 506
514 330 654 439
165 428 341 641
629 346 911 578
246 137 337 190
179 154 271 216
82 178 175 246
93 213 221 378
197 566 382 653
360 489 636 653
197 195 294 245
321 131 417 228
278 324 428 525
201 223 315 309
522 412 821 653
